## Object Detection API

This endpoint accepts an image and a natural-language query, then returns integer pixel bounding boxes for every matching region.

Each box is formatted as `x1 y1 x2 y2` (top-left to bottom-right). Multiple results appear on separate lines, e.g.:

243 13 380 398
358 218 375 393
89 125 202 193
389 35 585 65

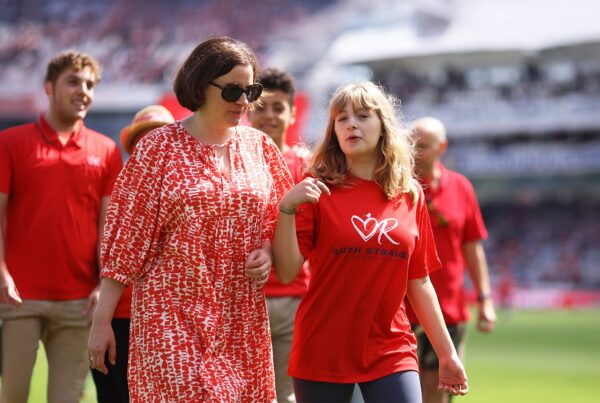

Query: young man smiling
0 50 122 403
248 68 310 403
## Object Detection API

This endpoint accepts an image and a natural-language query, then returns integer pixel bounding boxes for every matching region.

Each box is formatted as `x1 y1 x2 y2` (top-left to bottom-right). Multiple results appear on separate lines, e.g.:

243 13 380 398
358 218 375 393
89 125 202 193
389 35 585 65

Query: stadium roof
328 0 600 66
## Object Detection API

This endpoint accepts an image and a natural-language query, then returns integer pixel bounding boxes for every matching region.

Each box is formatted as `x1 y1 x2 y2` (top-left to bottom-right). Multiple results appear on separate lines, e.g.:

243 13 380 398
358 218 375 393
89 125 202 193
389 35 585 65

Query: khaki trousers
266 296 301 403
0 299 90 403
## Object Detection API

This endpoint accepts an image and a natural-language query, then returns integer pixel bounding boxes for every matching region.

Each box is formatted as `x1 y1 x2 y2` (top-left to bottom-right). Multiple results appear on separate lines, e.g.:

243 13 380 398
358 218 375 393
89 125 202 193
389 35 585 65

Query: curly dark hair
258 67 296 107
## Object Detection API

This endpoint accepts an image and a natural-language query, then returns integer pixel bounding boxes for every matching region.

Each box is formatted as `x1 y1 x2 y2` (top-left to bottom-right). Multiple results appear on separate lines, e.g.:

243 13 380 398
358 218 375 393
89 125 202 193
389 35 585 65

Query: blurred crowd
0 0 597 295
378 59 600 138
0 0 335 90
484 202 600 289
380 60 600 106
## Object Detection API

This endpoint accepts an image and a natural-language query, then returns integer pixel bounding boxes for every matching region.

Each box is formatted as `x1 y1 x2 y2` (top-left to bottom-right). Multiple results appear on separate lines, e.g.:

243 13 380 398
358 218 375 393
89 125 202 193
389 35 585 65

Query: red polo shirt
264 145 311 298
0 115 122 300
407 163 487 325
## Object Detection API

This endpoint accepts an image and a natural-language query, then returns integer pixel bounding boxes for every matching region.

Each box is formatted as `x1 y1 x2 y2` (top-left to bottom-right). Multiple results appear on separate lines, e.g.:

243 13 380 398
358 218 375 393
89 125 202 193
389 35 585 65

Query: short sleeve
261 136 293 242
408 190 442 280
100 133 168 285
101 143 124 196
295 201 317 261
462 179 488 243
0 134 11 194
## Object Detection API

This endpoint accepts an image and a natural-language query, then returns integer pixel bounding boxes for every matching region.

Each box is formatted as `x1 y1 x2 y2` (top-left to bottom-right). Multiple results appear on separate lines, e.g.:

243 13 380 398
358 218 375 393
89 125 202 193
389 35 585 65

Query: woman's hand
438 354 469 396
245 247 272 287
88 320 116 375
279 177 330 211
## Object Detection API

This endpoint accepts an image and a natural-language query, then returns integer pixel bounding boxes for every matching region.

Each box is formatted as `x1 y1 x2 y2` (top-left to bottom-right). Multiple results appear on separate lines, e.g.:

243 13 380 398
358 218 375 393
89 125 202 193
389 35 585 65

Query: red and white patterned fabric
101 122 292 402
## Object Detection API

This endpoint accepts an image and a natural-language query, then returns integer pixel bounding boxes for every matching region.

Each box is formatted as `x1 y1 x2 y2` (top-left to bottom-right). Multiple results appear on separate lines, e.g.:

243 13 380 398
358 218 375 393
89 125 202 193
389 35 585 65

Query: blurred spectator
406 116 496 403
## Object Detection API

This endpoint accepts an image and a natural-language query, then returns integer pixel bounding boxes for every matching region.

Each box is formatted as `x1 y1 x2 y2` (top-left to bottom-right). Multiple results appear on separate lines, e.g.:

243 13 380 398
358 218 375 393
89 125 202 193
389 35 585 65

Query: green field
21 309 600 402
27 347 96 403
461 309 600 403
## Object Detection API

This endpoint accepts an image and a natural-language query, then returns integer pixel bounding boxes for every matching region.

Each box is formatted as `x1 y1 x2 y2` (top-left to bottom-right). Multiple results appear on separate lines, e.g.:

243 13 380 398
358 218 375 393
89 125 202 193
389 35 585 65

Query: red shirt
407 163 487 325
113 286 132 319
0 115 122 300
264 145 311 297
289 177 441 382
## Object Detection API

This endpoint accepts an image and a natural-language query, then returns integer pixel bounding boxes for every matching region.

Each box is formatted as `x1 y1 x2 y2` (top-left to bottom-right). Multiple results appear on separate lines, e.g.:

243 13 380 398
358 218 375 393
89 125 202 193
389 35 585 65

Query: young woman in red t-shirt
273 82 468 402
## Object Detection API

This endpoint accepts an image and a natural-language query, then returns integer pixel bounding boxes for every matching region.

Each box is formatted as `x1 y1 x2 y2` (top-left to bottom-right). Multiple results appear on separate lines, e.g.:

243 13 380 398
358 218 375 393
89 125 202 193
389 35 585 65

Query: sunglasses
210 82 263 103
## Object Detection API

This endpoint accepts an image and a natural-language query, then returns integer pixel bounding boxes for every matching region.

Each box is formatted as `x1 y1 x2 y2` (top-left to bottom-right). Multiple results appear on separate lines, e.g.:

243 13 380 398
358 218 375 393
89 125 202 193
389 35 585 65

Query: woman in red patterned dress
88 37 292 402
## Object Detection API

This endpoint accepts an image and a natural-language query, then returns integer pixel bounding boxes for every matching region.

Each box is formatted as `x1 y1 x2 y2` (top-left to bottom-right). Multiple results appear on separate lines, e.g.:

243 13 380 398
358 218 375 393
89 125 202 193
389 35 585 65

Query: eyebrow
65 73 95 82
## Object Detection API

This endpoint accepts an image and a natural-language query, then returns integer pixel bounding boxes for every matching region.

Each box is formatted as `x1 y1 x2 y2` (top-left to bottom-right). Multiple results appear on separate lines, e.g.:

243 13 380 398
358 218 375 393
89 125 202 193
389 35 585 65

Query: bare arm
272 205 305 284
97 195 110 267
407 276 468 396
463 240 496 332
87 277 126 374
0 192 21 305
272 178 329 284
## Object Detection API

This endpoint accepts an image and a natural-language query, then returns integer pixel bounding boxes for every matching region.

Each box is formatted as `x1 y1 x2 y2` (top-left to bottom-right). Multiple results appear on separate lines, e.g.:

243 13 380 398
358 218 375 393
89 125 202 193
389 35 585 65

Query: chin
74 110 88 120
227 118 241 127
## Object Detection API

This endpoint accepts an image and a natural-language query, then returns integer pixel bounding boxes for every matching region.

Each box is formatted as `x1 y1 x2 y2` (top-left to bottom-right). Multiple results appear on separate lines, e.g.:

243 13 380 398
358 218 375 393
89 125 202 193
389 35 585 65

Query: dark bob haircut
173 37 260 111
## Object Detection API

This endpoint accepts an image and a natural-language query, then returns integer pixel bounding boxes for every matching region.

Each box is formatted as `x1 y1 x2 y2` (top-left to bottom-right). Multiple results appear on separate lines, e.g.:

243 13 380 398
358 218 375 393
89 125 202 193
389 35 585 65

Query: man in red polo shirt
248 68 310 403
407 117 496 403
0 50 122 403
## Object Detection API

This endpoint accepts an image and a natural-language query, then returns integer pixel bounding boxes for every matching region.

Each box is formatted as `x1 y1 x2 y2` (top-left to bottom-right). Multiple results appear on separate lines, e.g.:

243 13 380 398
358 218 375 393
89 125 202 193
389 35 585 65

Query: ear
289 105 297 126
438 140 449 156
44 81 53 97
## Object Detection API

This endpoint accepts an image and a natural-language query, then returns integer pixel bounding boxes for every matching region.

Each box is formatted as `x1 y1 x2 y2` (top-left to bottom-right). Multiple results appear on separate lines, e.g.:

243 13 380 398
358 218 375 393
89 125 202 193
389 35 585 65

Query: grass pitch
22 309 600 402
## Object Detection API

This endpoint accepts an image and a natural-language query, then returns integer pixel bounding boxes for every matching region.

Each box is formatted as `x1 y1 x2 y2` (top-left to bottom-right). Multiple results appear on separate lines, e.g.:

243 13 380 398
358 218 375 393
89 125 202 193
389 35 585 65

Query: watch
477 292 491 302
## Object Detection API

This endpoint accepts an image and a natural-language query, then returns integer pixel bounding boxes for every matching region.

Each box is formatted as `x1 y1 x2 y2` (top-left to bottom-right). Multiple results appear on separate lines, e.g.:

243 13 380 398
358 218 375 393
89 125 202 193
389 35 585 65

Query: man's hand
477 298 497 333
0 267 22 306
83 286 101 321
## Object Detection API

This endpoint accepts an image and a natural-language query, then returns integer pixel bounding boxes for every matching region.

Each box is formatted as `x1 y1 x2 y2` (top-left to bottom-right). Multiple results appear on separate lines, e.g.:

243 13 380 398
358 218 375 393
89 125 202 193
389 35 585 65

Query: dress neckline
178 121 238 149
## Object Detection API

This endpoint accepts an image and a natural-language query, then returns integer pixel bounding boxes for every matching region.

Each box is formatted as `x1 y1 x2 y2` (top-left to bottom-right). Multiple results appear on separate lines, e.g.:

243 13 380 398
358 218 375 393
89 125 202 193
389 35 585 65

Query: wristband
279 204 296 215
477 292 491 302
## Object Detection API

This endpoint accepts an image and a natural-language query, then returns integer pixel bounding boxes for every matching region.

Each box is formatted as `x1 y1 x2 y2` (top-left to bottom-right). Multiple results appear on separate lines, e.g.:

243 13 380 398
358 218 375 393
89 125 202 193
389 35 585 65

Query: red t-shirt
264 145 311 298
289 177 441 382
407 163 487 325
0 115 122 300
113 286 132 318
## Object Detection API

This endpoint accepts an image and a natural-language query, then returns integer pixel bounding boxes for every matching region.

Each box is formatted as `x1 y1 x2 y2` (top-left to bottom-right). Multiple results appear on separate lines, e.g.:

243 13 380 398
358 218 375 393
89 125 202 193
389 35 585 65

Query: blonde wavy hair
309 82 418 201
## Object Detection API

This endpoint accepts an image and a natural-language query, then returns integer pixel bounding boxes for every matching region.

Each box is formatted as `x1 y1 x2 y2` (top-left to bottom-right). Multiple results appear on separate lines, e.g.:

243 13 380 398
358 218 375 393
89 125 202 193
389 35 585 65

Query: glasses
210 82 263 103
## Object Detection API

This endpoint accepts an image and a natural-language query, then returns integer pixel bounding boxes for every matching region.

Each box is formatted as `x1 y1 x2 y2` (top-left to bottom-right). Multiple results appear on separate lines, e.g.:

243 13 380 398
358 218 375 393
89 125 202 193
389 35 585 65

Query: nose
347 116 358 130
235 92 250 106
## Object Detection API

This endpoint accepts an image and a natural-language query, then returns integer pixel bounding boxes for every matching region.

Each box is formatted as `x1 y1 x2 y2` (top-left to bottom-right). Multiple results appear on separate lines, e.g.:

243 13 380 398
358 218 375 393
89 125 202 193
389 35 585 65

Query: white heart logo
350 213 400 245
351 213 378 242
